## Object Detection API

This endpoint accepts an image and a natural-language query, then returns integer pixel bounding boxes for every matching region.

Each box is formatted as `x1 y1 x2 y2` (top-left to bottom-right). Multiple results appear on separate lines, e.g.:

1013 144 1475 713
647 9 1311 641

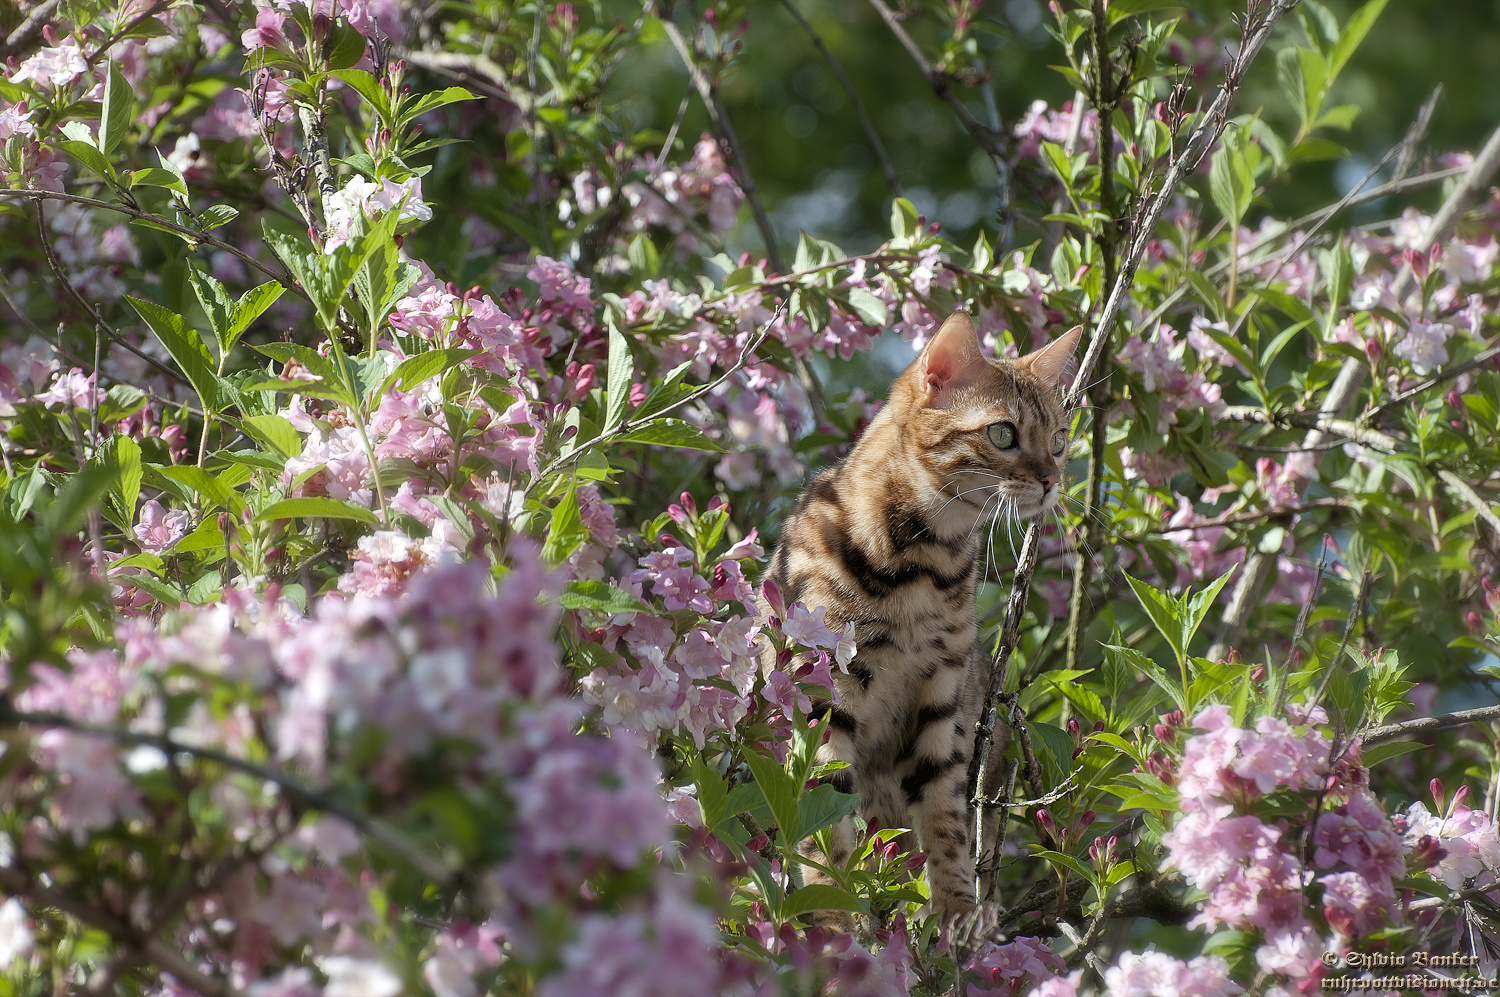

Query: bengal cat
765 310 1081 922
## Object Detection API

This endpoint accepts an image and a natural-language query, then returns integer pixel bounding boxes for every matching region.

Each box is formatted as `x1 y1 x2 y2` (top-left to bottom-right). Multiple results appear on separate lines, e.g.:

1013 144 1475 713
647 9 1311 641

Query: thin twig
776 0 901 196
0 864 242 997
863 0 1009 165
656 8 785 274
1367 342 1500 419
31 201 187 388
0 189 303 299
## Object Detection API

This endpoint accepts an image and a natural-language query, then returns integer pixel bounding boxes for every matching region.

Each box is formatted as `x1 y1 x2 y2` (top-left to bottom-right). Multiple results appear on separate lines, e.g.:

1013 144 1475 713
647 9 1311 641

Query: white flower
318 955 403 997
10 41 87 88
1393 320 1454 375
0 898 33 965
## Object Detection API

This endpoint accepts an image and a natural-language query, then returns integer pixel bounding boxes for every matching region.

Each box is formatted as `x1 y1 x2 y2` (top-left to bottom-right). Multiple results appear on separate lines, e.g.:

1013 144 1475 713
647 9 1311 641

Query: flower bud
1431 778 1446 812
883 841 901 861
746 834 769 853
905 852 927 870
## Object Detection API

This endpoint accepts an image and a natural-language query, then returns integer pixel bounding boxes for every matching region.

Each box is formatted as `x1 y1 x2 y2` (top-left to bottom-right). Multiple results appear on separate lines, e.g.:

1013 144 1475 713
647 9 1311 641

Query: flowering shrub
2 0 1500 993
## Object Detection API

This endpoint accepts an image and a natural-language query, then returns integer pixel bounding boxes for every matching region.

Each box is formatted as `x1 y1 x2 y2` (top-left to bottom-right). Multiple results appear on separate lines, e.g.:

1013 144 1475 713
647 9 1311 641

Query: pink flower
1102 950 1240 997
242 6 289 50
133 499 191 552
0 100 34 141
35 368 101 410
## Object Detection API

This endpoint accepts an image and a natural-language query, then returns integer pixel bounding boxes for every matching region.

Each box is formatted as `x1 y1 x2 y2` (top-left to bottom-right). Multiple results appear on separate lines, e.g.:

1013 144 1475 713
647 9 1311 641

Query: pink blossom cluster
10 549 732 991
1118 323 1225 428
742 918 913 997
1160 705 1417 987
965 935 1066 994
1011 99 1098 162
581 525 767 747
1398 791 1500 890
1100 950 1240 997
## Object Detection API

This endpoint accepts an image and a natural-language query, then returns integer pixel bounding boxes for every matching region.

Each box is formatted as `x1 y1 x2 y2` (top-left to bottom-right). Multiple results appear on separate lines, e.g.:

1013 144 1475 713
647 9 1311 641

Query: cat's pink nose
1037 471 1059 492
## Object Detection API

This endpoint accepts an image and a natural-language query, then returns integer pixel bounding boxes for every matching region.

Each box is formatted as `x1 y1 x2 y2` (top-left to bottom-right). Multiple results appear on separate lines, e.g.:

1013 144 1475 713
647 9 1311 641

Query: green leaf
229 282 286 342
331 69 392 123
202 205 239 230
241 414 301 458
605 318 632 431
1124 574 1185 662
1328 0 1389 81
558 579 649 615
256 497 379 524
187 265 234 356
691 756 729 828
780 884 866 918
1209 129 1253 228
128 168 188 195
326 20 368 70
1361 740 1419 767
254 343 353 406
126 296 222 413
156 464 233 508
1034 848 1094 880
385 349 480 393
613 419 724 452
795 784 860 842
100 60 133 156
744 748 800 847
399 86 480 125
94 434 142 528
1181 570 1236 655
1028 721 1077 782
56 140 113 180
633 362 694 422
889 197 918 243
541 483 586 567
844 287 888 328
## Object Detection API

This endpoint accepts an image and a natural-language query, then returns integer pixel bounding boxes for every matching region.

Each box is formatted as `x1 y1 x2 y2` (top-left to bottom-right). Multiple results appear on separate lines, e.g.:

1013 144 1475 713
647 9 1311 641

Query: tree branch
776 0 901 196
862 0 1009 164
1 0 61 58
1363 705 1500 746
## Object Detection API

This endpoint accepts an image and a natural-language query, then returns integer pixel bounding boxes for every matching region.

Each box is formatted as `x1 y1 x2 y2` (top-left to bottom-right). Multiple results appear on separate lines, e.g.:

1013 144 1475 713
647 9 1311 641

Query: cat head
889 310 1082 529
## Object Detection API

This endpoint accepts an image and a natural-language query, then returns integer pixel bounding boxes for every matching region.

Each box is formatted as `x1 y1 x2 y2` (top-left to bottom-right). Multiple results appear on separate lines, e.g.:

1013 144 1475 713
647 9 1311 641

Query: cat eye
1050 430 1068 456
988 422 1017 449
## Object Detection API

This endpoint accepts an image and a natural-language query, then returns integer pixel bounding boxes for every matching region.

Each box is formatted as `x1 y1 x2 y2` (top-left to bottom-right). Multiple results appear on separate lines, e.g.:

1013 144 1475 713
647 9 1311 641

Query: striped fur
767 311 1080 922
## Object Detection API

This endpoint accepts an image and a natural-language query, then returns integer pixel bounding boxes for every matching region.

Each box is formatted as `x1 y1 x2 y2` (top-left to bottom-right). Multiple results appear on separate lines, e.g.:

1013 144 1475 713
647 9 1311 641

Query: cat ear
919 311 985 405
1019 324 1084 391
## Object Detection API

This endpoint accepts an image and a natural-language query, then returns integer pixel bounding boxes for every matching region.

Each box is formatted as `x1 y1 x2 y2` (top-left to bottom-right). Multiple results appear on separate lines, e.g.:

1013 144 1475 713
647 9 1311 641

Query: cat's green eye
988 422 1017 449
1050 430 1068 456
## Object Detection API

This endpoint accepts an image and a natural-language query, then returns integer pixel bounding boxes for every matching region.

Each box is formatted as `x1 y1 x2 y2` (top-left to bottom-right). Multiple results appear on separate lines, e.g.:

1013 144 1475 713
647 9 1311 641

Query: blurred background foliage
598 0 1500 252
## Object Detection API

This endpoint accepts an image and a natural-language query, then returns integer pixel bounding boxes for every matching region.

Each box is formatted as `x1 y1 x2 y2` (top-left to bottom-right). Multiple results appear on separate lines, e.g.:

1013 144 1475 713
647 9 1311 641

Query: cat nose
1037 471 1059 493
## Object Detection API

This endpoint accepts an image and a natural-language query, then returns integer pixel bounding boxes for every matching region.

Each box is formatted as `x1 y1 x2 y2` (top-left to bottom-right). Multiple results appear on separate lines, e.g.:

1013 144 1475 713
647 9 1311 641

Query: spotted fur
766 311 1081 921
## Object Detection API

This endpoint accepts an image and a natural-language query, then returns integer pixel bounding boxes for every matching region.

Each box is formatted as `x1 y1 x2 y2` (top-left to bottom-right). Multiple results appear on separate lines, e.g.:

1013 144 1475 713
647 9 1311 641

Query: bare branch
1 0 61 58
1363 705 1500 746
863 0 1009 165
776 0 901 196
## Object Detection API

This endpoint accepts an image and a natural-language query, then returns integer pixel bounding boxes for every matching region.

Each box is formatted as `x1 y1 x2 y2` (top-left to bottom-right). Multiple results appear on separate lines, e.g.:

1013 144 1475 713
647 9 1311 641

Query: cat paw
944 901 1007 964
